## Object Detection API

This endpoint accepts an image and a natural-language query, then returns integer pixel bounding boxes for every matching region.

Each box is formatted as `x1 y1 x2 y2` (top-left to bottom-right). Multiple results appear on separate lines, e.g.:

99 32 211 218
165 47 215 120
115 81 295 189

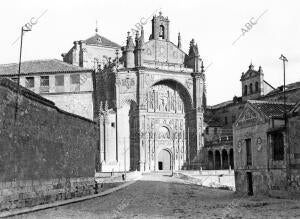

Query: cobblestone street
11 173 300 219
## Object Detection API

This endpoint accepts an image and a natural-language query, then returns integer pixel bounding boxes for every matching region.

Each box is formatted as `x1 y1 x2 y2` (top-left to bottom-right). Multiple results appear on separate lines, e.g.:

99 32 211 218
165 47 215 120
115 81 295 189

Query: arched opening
158 149 171 170
146 79 192 170
250 83 253 94
244 85 248 96
159 25 165 39
271 132 284 161
229 148 234 169
208 150 214 169
255 81 259 93
215 150 221 170
222 150 229 169
150 79 192 112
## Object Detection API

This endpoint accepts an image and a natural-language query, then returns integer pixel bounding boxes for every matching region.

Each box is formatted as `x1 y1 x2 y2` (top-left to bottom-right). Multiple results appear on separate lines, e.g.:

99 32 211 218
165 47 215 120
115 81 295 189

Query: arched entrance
143 79 192 171
222 150 229 169
208 150 214 169
229 149 234 169
215 150 221 170
158 149 171 170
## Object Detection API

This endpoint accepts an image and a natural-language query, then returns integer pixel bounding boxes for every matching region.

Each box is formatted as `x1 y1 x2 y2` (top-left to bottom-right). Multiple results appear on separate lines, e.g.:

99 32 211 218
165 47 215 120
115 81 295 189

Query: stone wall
233 122 269 170
0 79 98 211
288 114 300 191
14 71 95 120
235 169 288 194
289 169 300 191
233 103 300 195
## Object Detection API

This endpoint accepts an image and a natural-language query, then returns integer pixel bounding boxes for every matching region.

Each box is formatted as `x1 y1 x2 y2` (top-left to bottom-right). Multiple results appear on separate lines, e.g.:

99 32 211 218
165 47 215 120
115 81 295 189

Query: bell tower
150 11 170 41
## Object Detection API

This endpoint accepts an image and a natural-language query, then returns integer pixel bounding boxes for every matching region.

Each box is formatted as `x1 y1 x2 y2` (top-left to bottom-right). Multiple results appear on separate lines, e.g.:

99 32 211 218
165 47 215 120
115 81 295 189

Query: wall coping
0 78 96 124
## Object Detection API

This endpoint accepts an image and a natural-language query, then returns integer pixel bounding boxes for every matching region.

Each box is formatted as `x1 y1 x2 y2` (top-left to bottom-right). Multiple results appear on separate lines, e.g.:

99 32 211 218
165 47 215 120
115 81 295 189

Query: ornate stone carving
186 78 193 89
236 107 262 127
144 74 154 86
146 48 152 56
146 84 184 114
122 77 135 89
256 137 262 151
237 141 242 153
157 126 170 139
243 108 257 121
115 77 121 86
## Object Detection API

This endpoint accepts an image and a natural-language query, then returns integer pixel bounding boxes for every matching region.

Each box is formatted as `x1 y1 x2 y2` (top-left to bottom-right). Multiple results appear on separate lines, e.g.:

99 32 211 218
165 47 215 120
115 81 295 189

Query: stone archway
229 149 234 169
208 150 214 169
144 79 192 171
158 149 172 170
215 150 221 170
222 149 229 169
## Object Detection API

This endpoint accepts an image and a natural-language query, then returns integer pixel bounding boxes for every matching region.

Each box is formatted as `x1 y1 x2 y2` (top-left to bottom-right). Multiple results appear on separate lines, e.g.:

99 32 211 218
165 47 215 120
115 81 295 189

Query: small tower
177 32 182 49
186 39 202 72
134 27 144 67
150 11 170 41
72 41 80 66
123 32 135 68
241 63 265 101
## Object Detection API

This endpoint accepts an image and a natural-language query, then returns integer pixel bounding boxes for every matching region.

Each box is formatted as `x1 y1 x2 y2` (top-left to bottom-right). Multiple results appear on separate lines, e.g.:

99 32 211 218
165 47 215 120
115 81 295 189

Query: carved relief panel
146 84 184 114
118 74 136 94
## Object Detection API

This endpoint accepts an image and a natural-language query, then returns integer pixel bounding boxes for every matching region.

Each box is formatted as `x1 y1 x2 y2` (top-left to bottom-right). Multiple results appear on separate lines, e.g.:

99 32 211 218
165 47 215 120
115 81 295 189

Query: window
159 25 165 39
225 116 228 125
255 82 259 92
25 77 34 88
40 76 49 93
214 127 218 134
245 138 252 166
205 128 209 134
232 115 236 123
70 74 80 92
244 85 248 96
249 83 253 94
55 75 64 86
40 76 49 86
55 75 64 92
70 74 80 84
270 132 284 161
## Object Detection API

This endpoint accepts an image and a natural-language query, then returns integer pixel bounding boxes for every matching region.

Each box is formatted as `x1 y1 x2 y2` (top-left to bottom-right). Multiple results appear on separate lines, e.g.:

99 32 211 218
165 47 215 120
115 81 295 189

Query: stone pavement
10 172 300 219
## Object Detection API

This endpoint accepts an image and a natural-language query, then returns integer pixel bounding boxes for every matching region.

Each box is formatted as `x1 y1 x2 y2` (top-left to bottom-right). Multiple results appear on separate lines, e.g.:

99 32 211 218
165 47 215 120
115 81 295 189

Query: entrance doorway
247 172 253 196
158 149 171 170
158 162 163 170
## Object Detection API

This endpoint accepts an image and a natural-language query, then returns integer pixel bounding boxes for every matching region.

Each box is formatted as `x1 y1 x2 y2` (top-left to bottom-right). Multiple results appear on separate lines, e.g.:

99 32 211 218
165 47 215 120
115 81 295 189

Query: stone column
227 149 231 170
99 115 105 165
213 150 216 170
192 72 205 160
220 152 223 170
104 114 110 162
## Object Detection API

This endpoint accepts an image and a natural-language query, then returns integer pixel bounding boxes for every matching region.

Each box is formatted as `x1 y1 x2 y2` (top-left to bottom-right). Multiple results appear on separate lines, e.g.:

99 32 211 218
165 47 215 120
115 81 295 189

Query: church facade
95 12 206 172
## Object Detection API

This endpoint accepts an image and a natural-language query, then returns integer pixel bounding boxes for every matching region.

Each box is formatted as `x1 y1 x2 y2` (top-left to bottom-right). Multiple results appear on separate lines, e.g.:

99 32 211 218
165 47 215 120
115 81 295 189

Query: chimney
72 41 80 66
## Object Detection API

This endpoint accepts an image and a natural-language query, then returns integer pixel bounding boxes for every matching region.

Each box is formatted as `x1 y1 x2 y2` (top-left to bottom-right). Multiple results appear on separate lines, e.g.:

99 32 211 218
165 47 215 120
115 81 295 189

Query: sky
0 0 299 105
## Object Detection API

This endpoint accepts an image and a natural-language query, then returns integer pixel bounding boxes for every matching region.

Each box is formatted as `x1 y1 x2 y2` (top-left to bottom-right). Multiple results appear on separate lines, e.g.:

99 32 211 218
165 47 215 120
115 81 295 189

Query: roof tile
84 33 121 48
0 59 92 76
248 100 295 119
